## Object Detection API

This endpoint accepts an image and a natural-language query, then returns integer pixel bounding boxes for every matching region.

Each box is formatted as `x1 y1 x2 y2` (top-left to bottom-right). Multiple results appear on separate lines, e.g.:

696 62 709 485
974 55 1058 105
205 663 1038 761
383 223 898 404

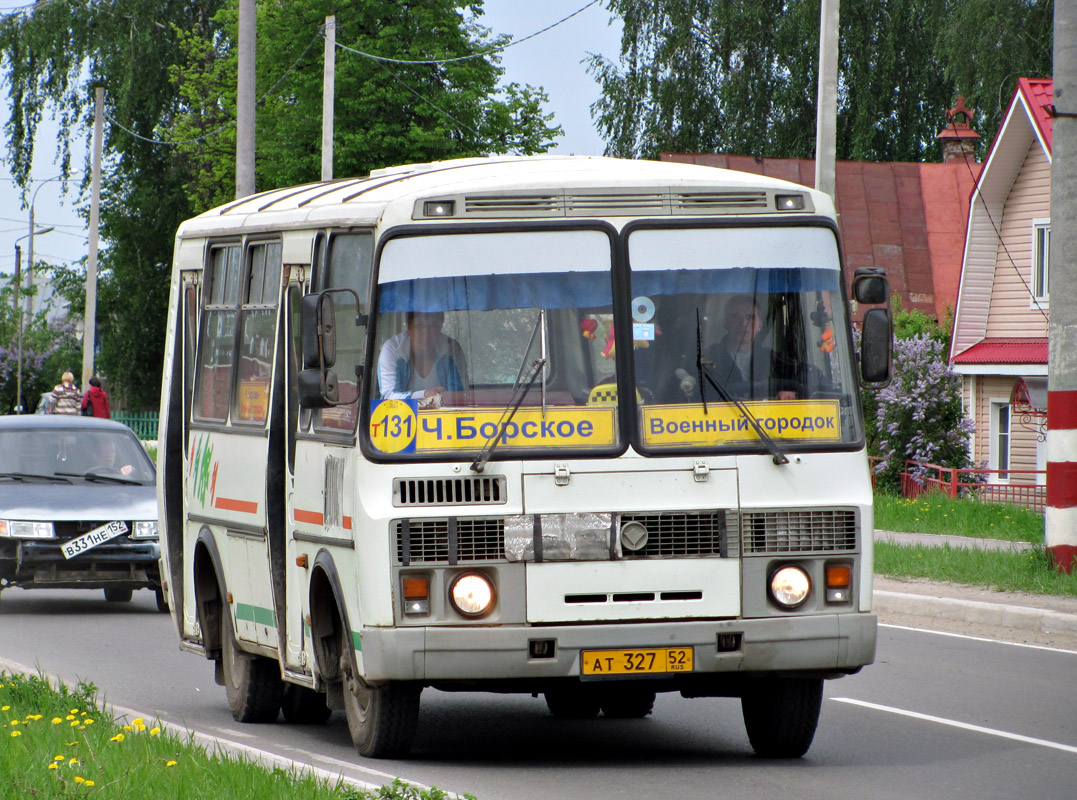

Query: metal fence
111 410 158 441
870 458 1046 512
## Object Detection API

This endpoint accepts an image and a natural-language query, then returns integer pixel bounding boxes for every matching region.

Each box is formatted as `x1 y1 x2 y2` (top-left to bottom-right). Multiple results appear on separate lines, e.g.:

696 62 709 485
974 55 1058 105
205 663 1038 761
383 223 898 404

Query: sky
0 0 623 278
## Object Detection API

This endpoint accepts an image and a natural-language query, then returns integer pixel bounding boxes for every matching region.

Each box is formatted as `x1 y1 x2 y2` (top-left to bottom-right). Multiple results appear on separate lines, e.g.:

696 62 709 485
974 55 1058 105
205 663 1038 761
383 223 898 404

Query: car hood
0 482 158 521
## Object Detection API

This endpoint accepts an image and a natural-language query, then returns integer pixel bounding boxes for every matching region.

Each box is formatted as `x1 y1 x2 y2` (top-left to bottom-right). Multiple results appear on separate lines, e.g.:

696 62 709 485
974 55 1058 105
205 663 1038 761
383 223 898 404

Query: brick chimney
936 96 981 163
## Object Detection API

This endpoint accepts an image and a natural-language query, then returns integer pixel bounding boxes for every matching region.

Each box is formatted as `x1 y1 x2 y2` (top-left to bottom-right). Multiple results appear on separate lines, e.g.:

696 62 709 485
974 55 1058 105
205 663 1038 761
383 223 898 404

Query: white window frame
1030 218 1050 306
989 399 1012 483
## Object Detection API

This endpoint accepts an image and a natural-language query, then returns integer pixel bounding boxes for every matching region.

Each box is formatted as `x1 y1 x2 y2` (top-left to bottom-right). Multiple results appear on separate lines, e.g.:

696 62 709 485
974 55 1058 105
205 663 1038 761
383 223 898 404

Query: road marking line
831 698 1077 755
880 623 1077 655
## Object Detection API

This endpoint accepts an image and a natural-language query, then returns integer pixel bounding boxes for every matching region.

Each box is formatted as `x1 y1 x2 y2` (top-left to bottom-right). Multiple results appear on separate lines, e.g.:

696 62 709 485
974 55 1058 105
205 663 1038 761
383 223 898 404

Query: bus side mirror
301 293 336 369
853 267 889 304
860 308 892 388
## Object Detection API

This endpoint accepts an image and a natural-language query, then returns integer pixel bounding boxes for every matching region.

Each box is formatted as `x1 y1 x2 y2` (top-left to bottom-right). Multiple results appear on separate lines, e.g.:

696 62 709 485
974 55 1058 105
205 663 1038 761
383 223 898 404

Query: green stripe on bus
352 631 362 652
235 603 276 627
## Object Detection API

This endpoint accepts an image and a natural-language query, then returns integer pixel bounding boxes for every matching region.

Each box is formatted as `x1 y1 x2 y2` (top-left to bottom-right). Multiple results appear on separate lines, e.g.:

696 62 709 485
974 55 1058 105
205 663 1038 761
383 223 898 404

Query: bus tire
339 628 420 758
281 684 332 725
221 610 283 723
544 685 600 719
154 587 170 613
104 588 132 603
598 686 656 719
740 677 822 758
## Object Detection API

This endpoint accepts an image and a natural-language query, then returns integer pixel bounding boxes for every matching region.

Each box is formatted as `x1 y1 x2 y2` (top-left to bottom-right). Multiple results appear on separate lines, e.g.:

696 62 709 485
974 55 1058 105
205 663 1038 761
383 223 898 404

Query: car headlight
131 521 159 540
770 565 811 609
0 520 56 539
448 572 496 618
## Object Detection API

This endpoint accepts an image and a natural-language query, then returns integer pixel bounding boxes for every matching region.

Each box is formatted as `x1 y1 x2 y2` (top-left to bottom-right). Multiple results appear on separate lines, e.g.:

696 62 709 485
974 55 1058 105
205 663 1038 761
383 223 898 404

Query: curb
873 590 1077 636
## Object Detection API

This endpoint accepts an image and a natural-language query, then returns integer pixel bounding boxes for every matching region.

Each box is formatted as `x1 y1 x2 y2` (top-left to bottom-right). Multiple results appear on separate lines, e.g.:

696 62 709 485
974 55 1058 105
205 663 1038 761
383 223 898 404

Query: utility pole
814 0 839 200
83 86 103 389
1046 0 1077 572
236 0 256 198
322 14 336 182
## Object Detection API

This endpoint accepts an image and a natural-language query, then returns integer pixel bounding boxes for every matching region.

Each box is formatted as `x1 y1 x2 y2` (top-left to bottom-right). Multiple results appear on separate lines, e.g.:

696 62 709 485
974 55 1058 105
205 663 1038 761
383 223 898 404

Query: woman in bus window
378 311 468 402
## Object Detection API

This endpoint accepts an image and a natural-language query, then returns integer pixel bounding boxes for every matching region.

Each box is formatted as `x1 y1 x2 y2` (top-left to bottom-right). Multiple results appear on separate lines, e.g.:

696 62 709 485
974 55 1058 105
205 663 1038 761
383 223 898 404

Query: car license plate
62 521 129 560
581 647 694 676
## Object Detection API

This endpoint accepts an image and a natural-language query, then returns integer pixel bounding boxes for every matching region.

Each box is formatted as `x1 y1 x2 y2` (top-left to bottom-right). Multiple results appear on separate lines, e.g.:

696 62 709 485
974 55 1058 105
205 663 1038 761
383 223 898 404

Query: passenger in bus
703 294 799 401
378 311 469 403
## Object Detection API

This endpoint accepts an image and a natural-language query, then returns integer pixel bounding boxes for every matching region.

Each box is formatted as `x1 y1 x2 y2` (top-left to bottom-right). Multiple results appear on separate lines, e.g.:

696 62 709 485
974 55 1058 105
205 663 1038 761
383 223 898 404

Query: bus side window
193 244 241 422
233 241 282 425
313 232 373 433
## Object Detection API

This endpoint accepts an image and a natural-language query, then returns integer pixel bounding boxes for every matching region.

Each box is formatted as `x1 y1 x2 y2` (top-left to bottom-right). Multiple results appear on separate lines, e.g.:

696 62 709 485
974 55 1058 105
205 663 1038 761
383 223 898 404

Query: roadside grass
875 542 1077 597
873 490 1042 543
1 672 467 800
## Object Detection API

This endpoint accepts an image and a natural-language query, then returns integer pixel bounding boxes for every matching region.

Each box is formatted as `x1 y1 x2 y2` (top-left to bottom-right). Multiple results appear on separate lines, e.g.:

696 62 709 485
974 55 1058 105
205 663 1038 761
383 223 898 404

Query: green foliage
589 0 1053 161
873 491 1043 543
890 295 952 348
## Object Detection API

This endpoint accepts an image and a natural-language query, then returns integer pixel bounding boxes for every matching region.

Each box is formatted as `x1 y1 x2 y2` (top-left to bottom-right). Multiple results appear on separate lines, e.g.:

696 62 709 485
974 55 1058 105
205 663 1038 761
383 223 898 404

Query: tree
0 0 561 406
588 0 1053 161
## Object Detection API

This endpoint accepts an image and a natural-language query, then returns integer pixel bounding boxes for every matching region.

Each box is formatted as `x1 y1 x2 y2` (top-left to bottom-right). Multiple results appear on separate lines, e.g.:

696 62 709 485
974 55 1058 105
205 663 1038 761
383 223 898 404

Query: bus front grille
393 476 507 507
738 508 858 554
395 518 505 564
619 512 733 558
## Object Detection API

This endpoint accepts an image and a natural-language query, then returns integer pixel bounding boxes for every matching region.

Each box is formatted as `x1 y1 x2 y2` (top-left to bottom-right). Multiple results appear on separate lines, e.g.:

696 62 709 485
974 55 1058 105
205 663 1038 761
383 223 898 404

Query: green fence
111 410 159 441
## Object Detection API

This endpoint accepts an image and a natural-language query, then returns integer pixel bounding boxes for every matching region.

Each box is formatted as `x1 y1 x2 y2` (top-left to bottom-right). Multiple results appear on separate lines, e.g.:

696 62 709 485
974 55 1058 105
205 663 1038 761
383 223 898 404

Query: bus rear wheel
544 685 600 719
339 628 420 758
598 686 656 718
221 610 283 723
740 677 822 758
281 684 332 725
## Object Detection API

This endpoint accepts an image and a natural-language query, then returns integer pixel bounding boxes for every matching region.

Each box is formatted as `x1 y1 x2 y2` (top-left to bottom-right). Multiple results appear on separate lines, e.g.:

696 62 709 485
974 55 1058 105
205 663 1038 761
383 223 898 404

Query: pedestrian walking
46 371 81 415
81 376 111 419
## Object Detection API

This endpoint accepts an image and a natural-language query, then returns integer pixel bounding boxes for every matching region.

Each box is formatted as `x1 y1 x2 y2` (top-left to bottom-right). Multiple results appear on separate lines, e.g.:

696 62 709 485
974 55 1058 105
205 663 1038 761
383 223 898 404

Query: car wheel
339 626 420 757
154 587 169 613
544 685 601 719
280 684 332 725
598 686 656 719
220 608 283 723
741 677 822 758
103 588 133 603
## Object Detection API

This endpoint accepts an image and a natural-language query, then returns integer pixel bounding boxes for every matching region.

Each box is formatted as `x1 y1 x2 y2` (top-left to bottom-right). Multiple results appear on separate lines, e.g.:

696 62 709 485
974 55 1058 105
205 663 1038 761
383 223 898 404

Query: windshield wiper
54 471 144 485
471 311 548 473
695 310 789 466
0 471 72 483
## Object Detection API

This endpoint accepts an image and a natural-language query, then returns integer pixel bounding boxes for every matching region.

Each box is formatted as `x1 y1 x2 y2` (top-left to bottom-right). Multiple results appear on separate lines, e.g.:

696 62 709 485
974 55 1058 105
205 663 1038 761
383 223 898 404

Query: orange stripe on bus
215 496 259 514
294 509 323 525
343 516 353 530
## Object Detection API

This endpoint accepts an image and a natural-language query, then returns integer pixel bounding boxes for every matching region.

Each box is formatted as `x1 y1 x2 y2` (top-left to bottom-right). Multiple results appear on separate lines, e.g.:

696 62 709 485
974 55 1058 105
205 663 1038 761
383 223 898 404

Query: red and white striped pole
1046 394 1077 572
1047 2 1076 573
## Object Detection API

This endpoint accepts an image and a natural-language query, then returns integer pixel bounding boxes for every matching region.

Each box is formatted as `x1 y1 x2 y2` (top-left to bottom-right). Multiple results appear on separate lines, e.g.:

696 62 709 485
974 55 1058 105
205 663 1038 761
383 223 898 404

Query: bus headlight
448 572 495 618
769 565 811 609
0 520 55 539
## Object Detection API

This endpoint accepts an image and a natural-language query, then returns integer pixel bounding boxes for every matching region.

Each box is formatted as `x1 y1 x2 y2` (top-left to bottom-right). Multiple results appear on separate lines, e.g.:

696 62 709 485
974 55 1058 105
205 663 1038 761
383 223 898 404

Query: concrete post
321 15 335 182
814 0 839 199
236 0 256 198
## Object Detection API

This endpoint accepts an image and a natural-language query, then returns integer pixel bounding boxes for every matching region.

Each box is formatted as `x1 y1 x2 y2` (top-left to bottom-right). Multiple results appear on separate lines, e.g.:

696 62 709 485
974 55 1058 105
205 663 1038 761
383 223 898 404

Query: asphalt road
2 588 1075 800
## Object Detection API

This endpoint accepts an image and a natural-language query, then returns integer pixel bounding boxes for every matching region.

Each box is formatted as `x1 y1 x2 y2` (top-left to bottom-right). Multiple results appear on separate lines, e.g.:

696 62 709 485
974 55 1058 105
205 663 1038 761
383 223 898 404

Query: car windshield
368 229 620 459
627 225 863 452
0 427 155 484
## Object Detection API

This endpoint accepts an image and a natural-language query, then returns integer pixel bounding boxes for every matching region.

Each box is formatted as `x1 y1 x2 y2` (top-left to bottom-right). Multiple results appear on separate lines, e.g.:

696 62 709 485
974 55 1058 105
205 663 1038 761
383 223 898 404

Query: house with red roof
661 105 982 326
950 78 1053 485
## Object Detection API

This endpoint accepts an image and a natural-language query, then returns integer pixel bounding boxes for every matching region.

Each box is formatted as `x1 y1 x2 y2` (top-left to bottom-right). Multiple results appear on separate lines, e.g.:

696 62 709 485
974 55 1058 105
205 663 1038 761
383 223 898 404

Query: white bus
158 156 892 759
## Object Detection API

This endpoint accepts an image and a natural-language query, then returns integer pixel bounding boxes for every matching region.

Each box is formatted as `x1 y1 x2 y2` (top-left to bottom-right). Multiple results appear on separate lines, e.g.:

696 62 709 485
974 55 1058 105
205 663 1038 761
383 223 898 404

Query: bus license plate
62 521 129 559
581 647 693 676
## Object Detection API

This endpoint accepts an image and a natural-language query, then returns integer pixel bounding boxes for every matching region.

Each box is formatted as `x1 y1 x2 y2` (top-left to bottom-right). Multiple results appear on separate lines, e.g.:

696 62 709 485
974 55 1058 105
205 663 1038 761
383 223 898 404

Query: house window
992 402 1011 481
1031 219 1050 304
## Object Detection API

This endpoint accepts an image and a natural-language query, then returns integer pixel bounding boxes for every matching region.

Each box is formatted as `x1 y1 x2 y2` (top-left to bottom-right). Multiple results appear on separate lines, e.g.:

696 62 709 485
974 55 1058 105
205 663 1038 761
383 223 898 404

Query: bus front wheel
221 610 283 723
740 677 822 758
339 628 420 758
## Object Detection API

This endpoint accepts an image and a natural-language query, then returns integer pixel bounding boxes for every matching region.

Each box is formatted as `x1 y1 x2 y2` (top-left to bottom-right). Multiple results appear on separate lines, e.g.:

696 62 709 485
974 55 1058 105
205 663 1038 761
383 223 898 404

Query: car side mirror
853 267 889 305
860 307 893 388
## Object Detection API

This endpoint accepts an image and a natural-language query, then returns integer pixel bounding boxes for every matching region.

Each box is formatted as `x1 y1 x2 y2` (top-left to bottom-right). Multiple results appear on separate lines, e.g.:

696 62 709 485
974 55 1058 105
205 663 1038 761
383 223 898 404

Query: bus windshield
627 225 863 452
368 229 622 458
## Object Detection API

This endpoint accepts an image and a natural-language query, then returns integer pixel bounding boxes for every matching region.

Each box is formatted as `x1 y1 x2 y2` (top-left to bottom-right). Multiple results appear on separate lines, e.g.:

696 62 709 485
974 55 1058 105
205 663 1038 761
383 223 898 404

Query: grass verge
875 542 1077 597
873 491 1042 543
1 671 469 799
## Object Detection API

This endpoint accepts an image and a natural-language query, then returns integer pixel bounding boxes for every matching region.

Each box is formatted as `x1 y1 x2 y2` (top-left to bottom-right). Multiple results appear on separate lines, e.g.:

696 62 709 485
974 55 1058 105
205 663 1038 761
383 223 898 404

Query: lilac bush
871 333 974 493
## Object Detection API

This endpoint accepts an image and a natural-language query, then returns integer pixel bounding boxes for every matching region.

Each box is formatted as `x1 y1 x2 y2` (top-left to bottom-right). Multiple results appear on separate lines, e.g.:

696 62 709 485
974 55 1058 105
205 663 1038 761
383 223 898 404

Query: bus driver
378 311 468 403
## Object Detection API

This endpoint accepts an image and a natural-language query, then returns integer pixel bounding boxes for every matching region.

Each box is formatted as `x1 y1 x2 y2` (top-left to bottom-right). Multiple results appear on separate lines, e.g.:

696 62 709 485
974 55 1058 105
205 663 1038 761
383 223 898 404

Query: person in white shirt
378 311 468 401
703 294 798 401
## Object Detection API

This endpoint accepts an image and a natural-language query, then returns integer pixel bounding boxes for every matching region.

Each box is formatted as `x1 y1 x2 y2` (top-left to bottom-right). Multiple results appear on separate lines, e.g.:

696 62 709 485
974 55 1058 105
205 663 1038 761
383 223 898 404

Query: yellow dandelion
27 714 42 721
80 711 87 716
52 718 63 725
122 725 133 732
85 780 95 787
65 742 77 747
74 776 85 785
70 720 80 727
69 709 78 714
68 758 79 766
150 727 161 736
54 755 65 762
166 760 178 767
9 730 21 737
110 733 125 743
1 706 9 711
132 717 144 726
47 764 58 771
84 719 94 725
65 714 76 721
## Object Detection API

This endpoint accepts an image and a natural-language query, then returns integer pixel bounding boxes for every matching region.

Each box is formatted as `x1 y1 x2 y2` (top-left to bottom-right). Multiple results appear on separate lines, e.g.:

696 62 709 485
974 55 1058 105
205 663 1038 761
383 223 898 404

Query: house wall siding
973 375 1042 483
985 143 1051 338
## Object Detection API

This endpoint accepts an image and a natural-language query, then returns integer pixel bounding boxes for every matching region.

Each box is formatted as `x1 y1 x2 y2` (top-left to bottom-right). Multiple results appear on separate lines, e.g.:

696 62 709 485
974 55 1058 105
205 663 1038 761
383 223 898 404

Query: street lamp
26 172 78 319
13 226 55 414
